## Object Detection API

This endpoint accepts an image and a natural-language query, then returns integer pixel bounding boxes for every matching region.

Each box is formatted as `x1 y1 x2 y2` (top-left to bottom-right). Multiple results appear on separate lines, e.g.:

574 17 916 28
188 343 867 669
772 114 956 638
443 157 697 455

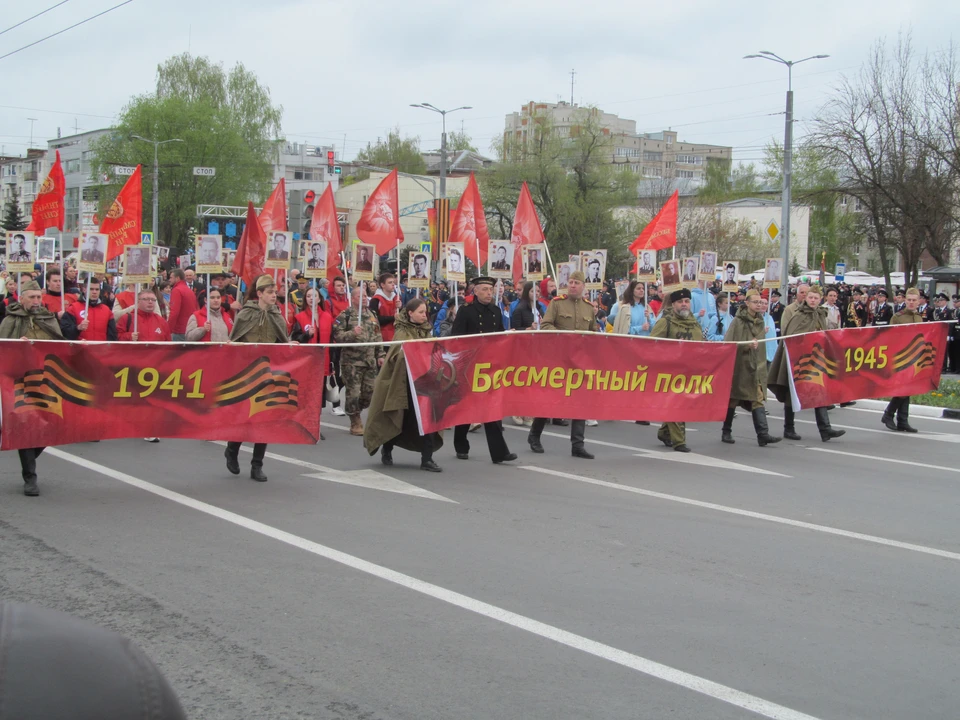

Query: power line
0 0 134 62
0 103 116 119
0 0 72 37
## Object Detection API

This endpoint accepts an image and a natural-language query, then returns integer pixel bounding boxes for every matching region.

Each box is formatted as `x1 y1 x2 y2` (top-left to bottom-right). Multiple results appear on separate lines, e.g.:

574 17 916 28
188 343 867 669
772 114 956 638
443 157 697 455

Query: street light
130 134 184 244
409 103 472 198
743 51 829 291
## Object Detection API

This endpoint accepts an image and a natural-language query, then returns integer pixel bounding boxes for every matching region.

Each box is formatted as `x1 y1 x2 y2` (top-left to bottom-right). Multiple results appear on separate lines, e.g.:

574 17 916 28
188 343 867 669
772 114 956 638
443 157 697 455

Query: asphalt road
2 404 959 720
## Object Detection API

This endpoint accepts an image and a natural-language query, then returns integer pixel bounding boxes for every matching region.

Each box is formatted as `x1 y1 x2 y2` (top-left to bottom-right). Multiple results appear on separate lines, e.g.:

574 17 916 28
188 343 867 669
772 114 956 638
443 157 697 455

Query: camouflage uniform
333 306 385 417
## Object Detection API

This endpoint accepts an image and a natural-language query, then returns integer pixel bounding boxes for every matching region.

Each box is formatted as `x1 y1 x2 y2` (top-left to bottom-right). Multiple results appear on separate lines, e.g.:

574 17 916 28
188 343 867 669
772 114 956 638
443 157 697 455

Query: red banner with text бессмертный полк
0 340 324 450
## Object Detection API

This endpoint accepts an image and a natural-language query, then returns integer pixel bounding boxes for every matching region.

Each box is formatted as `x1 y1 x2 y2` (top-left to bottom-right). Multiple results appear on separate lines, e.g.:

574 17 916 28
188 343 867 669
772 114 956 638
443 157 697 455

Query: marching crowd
2 259 958 497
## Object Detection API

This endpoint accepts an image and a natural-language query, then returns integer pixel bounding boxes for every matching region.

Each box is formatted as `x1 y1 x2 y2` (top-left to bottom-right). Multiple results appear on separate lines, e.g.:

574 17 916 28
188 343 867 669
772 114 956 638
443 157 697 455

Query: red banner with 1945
0 340 324 450
783 323 948 410
403 332 738 434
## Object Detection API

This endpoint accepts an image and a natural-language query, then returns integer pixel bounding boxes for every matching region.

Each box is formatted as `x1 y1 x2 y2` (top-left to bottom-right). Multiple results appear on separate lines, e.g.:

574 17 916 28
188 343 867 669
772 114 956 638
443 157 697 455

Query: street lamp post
409 103 472 198
743 51 828 292
130 135 184 244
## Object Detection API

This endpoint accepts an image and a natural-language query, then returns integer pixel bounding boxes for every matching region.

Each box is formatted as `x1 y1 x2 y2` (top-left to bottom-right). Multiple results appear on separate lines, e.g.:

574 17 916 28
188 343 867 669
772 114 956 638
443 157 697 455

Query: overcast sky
0 0 955 170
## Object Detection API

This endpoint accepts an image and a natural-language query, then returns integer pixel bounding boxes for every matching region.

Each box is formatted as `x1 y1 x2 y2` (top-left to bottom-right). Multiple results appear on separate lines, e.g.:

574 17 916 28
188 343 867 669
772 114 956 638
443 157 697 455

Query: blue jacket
763 312 778 362
609 301 653 336
702 311 731 341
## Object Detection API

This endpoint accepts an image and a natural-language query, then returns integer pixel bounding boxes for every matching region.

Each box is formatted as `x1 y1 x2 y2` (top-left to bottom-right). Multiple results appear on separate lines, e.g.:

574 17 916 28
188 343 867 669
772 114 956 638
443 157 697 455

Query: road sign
420 242 431 255
141 232 154 245
192 167 216 177
765 220 780 242
114 166 136 176
835 262 845 281
303 190 316 204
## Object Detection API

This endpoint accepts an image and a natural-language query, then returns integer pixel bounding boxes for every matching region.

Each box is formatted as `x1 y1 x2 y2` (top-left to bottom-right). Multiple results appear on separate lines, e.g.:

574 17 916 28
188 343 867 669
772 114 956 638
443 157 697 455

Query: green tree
354 129 427 181
2 195 28 231
697 159 761 204
446 131 477 153
480 108 637 278
90 53 282 249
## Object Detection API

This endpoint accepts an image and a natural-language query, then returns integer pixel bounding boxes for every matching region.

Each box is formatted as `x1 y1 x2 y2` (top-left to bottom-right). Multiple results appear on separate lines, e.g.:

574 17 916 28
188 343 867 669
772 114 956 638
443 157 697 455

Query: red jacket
42 292 65 314
64 300 116 341
119 310 172 342
329 291 350 319
190 307 234 342
369 290 399 342
167 280 199 334
292 307 333 370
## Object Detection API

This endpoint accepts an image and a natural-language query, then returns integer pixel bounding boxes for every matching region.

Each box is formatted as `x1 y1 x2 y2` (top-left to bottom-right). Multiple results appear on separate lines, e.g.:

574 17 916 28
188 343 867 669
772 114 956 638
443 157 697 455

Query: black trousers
454 422 509 462
383 408 435 463
884 396 910 421
18 447 44 482
529 418 586 450
226 442 267 467
949 336 960 373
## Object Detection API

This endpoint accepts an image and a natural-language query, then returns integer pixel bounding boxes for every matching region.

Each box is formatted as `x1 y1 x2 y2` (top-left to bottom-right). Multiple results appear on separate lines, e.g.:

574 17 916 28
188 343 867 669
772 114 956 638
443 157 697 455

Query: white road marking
521 465 960 563
210 441 456 503
807 447 960 474
767 415 955 440
500 425 789 477
44 447 823 720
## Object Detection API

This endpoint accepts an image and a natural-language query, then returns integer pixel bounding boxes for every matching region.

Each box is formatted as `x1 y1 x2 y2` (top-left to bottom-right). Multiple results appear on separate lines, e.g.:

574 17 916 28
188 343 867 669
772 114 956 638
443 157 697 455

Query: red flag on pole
449 172 490 269
231 202 266 288
509 182 544 287
356 168 404 255
27 150 65 232
101 165 143 262
309 184 343 280
629 190 678 254
259 178 287 234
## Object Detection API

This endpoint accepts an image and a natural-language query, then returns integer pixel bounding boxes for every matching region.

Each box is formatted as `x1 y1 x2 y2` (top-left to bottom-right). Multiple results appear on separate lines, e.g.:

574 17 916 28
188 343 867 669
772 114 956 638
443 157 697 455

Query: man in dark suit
450 276 517 465
267 233 289 261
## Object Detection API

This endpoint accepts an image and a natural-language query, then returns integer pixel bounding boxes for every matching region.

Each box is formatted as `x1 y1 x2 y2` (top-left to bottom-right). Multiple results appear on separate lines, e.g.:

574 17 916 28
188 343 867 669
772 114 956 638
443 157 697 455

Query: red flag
449 172 490 269
509 182 544 286
309 184 343 280
259 178 287 234
27 150 65 232
231 202 266 288
629 190 678 254
100 165 143 262
356 168 404 255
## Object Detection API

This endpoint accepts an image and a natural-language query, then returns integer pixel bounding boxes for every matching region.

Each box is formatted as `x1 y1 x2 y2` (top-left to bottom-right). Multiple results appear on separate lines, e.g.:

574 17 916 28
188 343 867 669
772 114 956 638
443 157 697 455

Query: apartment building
1 148 49 221
503 101 732 184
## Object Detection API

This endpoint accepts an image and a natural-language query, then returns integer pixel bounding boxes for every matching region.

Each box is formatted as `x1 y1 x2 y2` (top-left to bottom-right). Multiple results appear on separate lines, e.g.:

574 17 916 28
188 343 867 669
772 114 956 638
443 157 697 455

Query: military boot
896 402 918 433
224 443 241 475
783 405 802 441
349 414 364 436
815 407 846 441
721 407 736 444
250 443 268 482
752 408 782 447
881 398 900 431
19 449 40 497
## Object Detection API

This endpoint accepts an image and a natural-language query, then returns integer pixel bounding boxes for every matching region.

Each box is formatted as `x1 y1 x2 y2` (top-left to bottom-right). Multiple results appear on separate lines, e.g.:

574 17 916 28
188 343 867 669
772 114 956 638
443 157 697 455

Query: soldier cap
20 280 41 292
568 270 586 283
670 288 692 303
471 276 496 287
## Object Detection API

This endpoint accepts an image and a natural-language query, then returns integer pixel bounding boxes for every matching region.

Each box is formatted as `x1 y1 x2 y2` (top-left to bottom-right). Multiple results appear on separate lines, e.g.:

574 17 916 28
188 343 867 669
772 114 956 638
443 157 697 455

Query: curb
765 394 959 420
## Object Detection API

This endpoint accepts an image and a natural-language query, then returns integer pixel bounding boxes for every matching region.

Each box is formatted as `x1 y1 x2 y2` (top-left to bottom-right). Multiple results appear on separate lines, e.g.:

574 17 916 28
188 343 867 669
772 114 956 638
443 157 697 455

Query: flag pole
206 273 211 319
541 238 558 285
58 232 64 314
475 237 482 275
134 282 140 337
311 278 317 333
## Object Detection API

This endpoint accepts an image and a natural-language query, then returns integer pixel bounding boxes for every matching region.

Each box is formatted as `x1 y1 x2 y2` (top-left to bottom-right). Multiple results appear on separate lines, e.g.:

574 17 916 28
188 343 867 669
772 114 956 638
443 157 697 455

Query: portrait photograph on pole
582 249 607 291
699 251 718 282
123 245 153 285
764 258 782 289
722 261 740 292
303 240 327 279
445 242 466 283
660 259 682 293
488 240 512 278
352 242 376 281
195 234 223 275
265 231 291 269
6 231 35 272
681 256 700 289
636 249 657 283
408 251 431 289
556 261 575 291
36 236 57 264
77 232 107 274
524 244 545 281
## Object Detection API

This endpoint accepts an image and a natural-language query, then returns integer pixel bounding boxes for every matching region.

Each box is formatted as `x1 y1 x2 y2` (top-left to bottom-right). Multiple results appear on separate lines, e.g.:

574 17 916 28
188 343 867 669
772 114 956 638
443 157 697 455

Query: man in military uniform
450 276 518 464
932 293 954 373
527 270 597 459
333 284 385 435
9 233 32 262
872 288 893 326
778 282 808 332
882 287 924 433
649 288 703 453
0 280 64 496
768 289 784 334
846 287 867 328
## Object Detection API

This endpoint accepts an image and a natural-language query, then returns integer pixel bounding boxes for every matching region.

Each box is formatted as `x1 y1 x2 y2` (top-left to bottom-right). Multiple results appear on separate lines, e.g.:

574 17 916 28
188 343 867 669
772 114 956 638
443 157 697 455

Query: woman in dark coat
767 285 845 442
363 298 443 472
223 274 292 482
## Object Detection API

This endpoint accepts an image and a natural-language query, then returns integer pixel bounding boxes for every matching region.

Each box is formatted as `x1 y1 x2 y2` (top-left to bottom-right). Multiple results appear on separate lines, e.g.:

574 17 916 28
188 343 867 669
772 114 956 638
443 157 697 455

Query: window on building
643 151 662 161
675 154 703 165
840 195 847 206
64 159 81 174
854 197 862 211
643 166 662 178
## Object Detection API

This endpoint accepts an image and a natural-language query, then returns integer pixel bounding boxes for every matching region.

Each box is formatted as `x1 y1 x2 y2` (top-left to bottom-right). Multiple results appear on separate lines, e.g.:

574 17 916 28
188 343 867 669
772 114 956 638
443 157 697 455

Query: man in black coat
450 276 518 465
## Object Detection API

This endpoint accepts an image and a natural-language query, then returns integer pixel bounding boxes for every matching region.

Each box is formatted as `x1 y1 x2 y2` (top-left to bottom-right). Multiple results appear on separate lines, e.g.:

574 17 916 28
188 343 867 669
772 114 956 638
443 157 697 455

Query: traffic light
327 150 335 172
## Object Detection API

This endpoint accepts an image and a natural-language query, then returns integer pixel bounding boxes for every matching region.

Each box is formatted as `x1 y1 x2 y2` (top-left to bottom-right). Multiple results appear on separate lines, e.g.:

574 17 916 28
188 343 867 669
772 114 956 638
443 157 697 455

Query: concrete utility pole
409 103 472 199
130 135 184 243
743 50 828 292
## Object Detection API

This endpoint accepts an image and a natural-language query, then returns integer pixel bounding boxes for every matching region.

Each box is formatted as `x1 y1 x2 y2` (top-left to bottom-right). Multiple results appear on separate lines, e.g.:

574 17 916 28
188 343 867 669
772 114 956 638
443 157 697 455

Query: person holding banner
527 270 597 460
41 268 66 316
649 289 703 453
609 281 652 337
364 298 443 472
0 280 63 496
767 285 845 442
451 276 518 464
882 288 925 433
224 274 292 482
369 272 401 343
118 290 172 342
720 289 781 447
167 269 199 342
